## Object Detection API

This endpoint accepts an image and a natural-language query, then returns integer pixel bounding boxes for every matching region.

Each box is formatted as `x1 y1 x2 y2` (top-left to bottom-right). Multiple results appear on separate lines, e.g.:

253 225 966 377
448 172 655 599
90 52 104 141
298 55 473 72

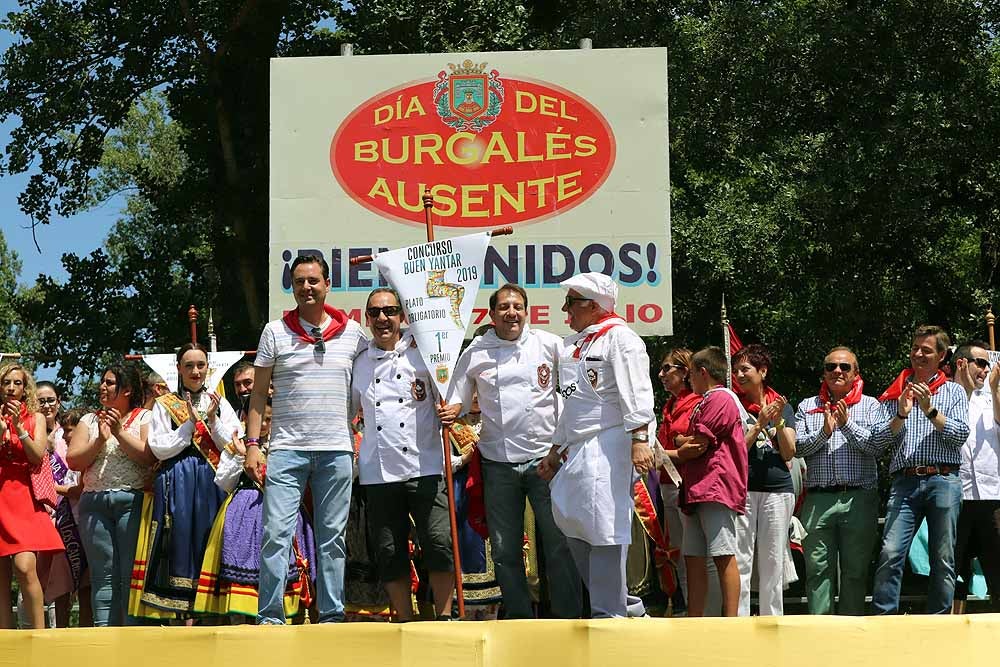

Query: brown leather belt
901 464 959 477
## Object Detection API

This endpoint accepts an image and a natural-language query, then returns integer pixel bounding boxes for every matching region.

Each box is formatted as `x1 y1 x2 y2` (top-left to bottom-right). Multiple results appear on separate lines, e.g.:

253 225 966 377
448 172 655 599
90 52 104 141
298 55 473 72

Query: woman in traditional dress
0 364 64 628
34 383 88 627
141 343 240 617
68 363 155 626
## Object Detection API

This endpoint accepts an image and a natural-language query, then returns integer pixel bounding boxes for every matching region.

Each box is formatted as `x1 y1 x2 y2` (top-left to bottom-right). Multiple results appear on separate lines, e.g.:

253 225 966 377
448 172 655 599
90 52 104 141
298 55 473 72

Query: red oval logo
330 62 616 228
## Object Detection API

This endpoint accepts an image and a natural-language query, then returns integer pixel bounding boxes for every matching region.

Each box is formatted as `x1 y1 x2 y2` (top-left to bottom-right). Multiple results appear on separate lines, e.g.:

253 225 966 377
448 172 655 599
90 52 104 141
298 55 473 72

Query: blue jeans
872 473 962 614
258 449 353 624
78 489 144 627
481 457 582 618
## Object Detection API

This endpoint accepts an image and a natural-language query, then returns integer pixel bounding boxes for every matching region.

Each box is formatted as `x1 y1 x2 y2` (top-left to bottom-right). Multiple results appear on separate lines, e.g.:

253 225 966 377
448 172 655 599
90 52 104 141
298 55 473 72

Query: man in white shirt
352 287 457 621
951 341 1000 612
244 255 368 624
539 272 655 618
448 284 582 619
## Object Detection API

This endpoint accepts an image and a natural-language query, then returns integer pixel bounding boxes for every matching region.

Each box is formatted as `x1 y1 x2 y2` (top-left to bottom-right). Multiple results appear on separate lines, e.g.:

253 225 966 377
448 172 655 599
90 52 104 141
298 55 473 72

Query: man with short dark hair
950 341 1000 612
233 361 256 421
245 254 368 624
871 325 970 614
352 287 457 621
539 272 655 618
794 346 881 615
448 283 581 618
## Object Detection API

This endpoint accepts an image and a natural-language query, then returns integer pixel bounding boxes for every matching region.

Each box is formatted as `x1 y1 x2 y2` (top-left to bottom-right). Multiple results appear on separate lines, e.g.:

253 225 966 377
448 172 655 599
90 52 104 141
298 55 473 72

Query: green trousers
800 488 879 615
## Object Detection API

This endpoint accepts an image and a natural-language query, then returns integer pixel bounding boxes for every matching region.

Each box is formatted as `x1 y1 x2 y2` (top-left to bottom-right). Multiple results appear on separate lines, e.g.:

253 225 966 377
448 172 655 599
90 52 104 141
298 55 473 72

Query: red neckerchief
2 403 32 448
282 304 349 344
878 369 948 402
658 389 702 450
572 312 622 359
740 386 784 416
808 376 865 414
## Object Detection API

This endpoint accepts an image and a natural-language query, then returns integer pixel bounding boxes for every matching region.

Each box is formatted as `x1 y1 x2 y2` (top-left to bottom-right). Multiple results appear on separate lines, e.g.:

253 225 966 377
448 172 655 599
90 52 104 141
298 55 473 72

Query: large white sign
270 48 671 335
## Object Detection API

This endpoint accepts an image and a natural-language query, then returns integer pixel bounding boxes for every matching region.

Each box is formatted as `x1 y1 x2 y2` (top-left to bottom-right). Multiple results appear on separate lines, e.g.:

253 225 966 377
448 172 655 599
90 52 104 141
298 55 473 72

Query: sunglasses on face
660 363 686 372
563 296 592 308
366 305 403 318
964 357 990 370
824 362 853 373
310 327 325 353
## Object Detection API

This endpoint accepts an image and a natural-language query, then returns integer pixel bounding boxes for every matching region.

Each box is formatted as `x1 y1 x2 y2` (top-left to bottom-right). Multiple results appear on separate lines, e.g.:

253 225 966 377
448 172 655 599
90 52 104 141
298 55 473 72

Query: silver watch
631 431 649 443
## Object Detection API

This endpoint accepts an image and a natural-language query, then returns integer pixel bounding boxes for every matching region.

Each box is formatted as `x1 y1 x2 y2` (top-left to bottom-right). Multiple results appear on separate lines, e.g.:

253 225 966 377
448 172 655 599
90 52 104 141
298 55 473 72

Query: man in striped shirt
244 255 368 624
871 325 970 614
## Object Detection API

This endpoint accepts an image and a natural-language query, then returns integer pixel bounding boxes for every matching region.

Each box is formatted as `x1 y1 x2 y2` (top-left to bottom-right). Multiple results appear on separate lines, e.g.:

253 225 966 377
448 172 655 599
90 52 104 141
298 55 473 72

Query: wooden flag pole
188 304 199 345
987 305 996 351
422 189 466 620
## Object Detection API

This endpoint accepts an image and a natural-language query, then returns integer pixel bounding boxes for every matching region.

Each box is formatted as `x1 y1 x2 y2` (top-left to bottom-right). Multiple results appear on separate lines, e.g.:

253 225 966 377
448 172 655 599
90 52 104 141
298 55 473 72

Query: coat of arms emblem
433 60 505 133
411 379 427 402
537 363 551 389
436 365 450 385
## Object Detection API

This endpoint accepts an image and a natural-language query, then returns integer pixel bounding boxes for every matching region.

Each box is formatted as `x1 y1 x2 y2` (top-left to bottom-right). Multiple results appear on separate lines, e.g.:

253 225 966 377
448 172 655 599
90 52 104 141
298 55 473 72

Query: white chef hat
560 272 618 313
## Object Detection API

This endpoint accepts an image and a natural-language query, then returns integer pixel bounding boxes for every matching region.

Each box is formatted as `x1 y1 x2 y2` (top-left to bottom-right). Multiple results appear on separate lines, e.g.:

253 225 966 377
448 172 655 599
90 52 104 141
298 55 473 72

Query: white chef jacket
148 388 243 461
549 318 655 546
961 386 1000 500
553 318 655 447
351 333 444 485
448 325 561 463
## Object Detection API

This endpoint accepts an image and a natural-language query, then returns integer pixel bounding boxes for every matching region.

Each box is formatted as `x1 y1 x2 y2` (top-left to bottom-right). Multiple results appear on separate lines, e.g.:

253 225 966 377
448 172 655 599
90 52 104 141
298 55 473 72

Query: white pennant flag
374 232 490 397
140 351 247 395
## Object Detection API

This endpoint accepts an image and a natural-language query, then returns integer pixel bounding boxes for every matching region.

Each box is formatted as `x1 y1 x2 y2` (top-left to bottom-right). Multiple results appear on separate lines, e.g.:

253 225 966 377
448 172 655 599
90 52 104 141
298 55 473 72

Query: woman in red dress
0 364 64 628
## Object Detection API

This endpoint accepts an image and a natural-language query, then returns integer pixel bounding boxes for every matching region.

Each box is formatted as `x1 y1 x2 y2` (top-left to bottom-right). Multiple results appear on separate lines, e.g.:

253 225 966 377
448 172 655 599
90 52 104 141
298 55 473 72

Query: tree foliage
4 0 1000 401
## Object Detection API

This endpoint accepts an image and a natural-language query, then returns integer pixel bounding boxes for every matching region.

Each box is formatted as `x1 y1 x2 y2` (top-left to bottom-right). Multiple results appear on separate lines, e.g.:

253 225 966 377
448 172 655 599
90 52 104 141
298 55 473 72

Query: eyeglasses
964 357 990 370
660 363 686 372
823 362 853 373
366 305 403 319
563 296 592 308
310 327 325 353
38 397 58 406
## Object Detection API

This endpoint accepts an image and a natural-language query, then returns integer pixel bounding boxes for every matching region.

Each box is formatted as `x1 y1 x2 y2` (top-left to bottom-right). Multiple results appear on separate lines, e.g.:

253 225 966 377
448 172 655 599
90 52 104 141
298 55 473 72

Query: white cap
560 272 617 312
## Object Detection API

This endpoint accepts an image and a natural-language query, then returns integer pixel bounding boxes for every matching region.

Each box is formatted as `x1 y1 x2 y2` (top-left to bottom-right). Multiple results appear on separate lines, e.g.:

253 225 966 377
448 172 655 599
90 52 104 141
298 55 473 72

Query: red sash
878 370 948 402
633 479 678 596
282 304 349 344
807 376 865 414
156 393 220 469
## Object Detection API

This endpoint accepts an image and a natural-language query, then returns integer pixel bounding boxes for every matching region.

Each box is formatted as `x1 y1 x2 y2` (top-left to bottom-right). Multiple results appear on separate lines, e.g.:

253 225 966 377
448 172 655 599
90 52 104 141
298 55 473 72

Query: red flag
727 323 743 357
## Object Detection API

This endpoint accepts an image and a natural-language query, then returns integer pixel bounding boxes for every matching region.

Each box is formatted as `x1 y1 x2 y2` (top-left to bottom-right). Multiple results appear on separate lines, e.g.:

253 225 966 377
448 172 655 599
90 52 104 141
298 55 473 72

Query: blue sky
1 0 121 287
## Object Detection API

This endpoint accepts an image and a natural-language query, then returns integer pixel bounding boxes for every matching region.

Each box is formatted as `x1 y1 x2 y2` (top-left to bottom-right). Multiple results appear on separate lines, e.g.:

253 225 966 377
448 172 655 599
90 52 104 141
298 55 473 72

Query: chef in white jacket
351 287 457 621
447 283 582 619
538 272 656 618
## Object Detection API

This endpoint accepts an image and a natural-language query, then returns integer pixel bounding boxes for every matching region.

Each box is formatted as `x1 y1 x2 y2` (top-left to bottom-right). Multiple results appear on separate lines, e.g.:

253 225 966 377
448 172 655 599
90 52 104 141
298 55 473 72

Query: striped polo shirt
255 314 368 452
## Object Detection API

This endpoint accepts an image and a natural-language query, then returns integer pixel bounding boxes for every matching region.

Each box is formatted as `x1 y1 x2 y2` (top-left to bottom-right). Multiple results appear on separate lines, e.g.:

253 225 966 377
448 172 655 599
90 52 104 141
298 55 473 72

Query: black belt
809 484 865 493
900 464 959 477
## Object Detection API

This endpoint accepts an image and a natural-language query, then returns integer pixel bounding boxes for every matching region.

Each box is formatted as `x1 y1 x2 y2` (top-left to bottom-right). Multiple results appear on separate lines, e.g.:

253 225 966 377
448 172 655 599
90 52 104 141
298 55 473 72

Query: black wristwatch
925 408 939 420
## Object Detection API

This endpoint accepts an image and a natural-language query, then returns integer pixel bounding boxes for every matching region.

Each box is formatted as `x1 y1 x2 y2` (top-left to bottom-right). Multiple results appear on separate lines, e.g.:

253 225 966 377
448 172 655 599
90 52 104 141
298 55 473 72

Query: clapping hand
833 399 849 428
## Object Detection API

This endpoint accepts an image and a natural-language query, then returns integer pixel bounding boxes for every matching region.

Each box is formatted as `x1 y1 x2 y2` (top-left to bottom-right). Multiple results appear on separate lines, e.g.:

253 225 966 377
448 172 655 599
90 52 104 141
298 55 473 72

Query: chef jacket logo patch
586 368 598 388
411 379 428 402
537 363 551 388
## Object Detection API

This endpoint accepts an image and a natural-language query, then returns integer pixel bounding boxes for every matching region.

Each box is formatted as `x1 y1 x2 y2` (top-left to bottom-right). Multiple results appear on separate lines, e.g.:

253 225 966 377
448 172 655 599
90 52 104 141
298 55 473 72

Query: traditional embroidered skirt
194 479 315 619
344 485 393 621
140 449 225 613
452 468 501 618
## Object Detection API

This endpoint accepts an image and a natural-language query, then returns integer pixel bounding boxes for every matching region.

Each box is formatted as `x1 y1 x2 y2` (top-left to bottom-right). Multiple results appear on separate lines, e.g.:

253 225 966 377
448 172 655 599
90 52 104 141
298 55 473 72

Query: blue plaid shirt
871 380 970 473
794 394 881 489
